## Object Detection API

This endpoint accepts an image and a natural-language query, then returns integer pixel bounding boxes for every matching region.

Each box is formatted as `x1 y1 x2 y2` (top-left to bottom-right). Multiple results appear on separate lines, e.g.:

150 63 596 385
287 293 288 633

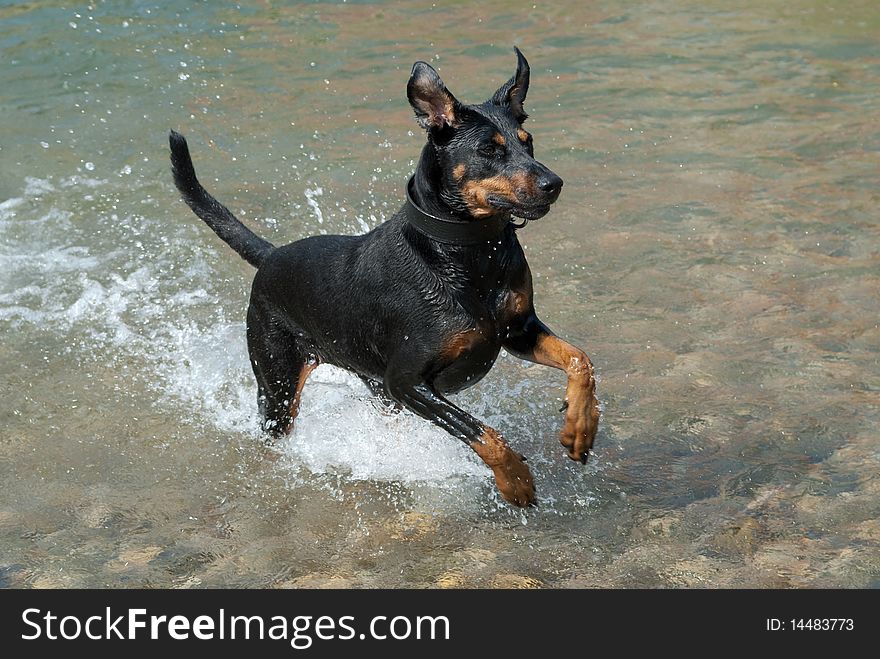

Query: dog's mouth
513 203 552 220
487 195 553 220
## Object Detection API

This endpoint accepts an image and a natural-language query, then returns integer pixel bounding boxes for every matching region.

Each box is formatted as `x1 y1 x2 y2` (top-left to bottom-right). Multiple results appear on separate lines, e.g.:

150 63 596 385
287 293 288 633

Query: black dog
169 48 599 506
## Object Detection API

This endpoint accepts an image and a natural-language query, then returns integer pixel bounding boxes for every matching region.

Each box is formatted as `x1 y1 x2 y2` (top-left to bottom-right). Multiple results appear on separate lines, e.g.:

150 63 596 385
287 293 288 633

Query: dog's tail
169 130 274 268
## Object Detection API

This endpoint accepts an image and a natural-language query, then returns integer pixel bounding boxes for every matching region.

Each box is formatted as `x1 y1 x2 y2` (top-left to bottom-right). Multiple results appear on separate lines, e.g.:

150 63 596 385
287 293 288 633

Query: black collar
404 176 512 245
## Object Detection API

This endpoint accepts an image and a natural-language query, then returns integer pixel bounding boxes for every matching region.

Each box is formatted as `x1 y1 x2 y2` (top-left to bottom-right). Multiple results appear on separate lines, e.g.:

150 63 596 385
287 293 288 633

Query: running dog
169 48 599 506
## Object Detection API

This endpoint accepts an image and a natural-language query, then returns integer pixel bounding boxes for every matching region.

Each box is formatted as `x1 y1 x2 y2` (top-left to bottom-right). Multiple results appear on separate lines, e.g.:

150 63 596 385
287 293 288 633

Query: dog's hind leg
246 304 317 438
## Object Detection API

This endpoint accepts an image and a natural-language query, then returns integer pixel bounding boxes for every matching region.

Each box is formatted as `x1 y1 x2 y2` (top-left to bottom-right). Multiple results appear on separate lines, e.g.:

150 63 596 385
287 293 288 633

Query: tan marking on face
453 163 466 181
460 175 517 217
493 132 506 146
510 170 538 195
517 129 530 143
441 328 483 362
461 170 541 217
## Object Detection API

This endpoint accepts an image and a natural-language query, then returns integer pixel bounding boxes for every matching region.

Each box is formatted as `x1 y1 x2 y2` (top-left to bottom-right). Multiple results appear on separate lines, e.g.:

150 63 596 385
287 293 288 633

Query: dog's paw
560 394 600 464
492 451 536 507
472 429 536 507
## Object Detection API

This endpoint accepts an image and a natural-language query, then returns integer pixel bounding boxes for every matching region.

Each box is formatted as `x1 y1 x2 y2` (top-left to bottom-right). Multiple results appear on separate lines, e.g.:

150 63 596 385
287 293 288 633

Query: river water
1 1 878 588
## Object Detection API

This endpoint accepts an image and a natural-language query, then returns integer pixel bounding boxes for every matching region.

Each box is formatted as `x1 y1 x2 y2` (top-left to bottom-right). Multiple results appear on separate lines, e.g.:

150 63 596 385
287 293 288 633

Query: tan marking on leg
531 334 599 462
470 427 535 506
508 290 531 316
440 328 484 362
283 361 318 433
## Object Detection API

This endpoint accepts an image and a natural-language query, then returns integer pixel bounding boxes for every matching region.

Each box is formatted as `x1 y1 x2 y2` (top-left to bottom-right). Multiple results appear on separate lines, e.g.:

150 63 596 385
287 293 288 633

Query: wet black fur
169 48 566 451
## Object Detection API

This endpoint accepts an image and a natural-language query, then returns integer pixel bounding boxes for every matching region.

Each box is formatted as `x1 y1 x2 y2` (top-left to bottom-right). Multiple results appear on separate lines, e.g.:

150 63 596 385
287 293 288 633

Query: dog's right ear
407 61 460 130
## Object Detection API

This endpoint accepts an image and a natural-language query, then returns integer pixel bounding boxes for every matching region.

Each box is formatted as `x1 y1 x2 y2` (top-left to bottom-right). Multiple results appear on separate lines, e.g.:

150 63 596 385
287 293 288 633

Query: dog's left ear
490 46 530 122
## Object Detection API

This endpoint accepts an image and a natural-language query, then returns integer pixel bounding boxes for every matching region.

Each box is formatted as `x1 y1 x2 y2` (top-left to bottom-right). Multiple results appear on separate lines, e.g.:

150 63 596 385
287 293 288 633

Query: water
1 0 878 588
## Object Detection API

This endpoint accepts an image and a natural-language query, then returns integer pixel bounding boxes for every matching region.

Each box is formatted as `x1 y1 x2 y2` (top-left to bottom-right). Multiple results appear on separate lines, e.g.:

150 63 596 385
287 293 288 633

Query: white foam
24 177 55 196
0 197 24 213
286 364 485 482
0 244 99 274
155 319 260 436
304 186 324 224
150 315 488 484
59 174 108 189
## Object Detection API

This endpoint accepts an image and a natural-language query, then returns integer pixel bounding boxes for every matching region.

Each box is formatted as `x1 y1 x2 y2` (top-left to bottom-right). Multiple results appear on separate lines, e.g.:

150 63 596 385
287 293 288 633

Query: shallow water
1 0 878 588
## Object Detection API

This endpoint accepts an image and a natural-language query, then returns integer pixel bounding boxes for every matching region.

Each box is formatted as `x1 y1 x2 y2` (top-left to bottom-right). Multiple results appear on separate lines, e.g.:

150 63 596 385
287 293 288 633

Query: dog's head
407 47 563 221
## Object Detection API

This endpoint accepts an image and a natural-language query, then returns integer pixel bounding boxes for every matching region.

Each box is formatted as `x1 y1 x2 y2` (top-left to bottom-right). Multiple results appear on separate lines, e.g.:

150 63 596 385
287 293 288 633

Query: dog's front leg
384 363 535 507
504 314 600 463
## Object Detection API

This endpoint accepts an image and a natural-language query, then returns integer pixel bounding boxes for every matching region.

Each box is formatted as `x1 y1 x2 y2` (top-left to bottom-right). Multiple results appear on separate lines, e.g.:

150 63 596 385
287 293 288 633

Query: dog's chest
433 330 499 393
433 287 527 393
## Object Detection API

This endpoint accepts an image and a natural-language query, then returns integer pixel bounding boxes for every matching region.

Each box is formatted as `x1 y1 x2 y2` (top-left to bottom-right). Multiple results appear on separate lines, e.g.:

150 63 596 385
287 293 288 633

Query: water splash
304 186 324 224
0 174 607 517
0 175 489 494
286 364 485 482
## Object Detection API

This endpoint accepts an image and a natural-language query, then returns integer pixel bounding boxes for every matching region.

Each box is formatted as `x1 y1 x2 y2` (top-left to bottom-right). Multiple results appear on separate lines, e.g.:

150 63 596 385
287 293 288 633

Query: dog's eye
478 144 505 158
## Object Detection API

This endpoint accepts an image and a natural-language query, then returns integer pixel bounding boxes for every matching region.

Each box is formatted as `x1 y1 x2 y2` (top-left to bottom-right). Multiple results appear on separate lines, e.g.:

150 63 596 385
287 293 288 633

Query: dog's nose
537 173 563 195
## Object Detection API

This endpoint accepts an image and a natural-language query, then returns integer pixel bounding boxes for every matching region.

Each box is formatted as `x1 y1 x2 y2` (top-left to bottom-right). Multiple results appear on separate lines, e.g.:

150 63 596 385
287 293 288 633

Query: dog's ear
490 46 530 122
407 61 461 130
